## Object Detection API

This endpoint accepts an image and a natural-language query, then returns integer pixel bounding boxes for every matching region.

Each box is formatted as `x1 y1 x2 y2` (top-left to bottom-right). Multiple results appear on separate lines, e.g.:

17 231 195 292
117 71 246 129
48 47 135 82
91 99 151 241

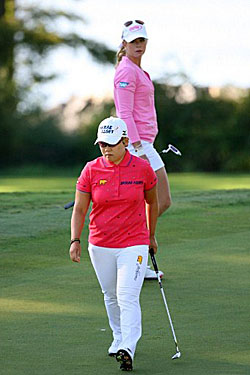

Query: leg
145 167 171 279
116 245 148 359
128 141 171 216
88 244 122 344
155 166 172 216
128 141 170 278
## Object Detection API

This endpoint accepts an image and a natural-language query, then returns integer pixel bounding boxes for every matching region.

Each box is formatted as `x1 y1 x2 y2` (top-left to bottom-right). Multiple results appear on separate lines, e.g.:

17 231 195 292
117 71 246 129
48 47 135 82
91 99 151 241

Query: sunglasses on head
98 138 123 148
124 20 144 27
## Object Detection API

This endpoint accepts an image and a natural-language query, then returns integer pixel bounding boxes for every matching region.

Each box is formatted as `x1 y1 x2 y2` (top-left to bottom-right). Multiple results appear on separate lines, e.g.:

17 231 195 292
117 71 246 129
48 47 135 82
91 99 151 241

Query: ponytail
116 45 126 67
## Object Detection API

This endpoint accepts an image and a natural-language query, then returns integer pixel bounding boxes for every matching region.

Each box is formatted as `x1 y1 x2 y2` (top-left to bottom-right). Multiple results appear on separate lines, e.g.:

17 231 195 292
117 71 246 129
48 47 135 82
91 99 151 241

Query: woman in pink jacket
114 20 171 279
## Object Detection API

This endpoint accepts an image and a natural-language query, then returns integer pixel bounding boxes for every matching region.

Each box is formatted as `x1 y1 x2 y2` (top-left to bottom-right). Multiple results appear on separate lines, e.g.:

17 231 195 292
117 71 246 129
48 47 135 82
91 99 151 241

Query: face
99 138 129 164
123 38 147 59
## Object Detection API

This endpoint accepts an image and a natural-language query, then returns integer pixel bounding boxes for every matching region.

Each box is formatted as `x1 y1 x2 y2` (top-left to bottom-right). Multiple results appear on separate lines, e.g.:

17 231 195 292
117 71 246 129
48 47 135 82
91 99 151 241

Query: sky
19 0 250 109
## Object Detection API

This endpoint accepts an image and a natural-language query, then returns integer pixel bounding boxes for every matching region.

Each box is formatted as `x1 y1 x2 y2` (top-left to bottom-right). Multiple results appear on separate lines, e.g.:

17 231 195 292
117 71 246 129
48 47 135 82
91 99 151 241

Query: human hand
149 235 158 254
132 142 149 162
140 154 150 163
69 242 81 263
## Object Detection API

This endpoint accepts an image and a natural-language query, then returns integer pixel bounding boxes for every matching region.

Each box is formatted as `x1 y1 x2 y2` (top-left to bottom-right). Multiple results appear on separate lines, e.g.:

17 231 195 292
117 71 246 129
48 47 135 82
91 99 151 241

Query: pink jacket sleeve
114 67 140 143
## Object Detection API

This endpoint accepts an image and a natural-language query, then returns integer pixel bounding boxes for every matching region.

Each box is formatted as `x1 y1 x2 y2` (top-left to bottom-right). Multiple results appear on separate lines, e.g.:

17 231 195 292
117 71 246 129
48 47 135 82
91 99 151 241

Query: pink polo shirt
114 56 158 144
76 150 157 248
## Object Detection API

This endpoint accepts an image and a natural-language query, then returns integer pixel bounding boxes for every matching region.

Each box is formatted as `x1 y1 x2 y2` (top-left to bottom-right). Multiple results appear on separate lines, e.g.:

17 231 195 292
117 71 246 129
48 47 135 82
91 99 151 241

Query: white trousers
88 243 148 358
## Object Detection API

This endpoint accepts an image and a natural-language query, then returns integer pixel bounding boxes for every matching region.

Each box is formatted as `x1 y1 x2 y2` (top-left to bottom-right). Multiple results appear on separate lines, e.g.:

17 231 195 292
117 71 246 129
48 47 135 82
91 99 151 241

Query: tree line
1 1 249 173
1 87 249 173
154 83 250 172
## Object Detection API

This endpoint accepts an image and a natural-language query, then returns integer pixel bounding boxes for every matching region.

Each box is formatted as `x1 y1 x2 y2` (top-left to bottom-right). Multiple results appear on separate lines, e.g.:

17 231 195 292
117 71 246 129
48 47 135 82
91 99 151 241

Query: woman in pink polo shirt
114 20 170 279
70 116 158 371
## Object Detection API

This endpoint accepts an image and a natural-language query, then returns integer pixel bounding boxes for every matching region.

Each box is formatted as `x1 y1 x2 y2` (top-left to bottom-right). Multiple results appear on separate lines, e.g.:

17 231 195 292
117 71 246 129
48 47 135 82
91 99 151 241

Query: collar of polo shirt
102 150 132 168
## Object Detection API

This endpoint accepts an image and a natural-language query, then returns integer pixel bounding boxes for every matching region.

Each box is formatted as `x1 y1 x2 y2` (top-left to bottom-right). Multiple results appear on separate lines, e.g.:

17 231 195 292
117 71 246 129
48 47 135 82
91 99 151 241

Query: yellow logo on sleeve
99 179 107 185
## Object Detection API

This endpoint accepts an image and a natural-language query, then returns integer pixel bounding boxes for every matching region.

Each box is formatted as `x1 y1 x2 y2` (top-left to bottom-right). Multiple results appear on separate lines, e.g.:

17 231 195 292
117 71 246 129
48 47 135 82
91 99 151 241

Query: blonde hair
116 45 126 67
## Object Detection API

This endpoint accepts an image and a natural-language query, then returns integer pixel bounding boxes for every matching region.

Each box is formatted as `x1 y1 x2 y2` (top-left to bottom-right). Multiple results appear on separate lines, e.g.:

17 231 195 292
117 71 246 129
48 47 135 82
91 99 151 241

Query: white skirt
127 140 165 171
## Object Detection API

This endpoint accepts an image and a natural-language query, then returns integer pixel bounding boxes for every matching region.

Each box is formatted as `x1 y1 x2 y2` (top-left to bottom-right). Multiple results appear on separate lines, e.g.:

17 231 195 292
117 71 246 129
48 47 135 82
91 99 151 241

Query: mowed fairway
0 173 250 375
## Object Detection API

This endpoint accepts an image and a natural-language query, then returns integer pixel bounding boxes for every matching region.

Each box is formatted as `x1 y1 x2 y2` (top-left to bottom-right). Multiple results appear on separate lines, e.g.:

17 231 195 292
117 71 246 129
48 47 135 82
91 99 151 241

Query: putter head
160 144 182 156
171 351 181 360
168 144 182 156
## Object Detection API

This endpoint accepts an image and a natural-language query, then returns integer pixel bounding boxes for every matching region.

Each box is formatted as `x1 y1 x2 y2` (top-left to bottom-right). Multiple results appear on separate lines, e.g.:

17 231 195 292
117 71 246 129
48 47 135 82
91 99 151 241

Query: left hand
69 242 81 263
149 235 158 254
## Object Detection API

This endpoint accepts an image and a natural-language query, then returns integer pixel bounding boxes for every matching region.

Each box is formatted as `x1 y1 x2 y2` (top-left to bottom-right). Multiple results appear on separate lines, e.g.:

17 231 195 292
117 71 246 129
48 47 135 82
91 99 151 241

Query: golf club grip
149 248 159 272
64 201 75 209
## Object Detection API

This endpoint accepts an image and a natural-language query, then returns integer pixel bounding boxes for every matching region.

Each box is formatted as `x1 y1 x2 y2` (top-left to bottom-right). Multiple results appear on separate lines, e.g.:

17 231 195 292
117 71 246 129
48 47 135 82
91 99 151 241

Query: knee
103 289 117 302
117 289 139 307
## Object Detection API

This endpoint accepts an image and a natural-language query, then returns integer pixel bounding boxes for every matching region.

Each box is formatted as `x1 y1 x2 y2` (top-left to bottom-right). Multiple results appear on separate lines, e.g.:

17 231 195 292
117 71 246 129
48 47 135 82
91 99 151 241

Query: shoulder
130 156 157 186
115 58 136 79
88 156 103 167
130 154 152 169
131 155 157 178
81 157 103 172
117 56 135 69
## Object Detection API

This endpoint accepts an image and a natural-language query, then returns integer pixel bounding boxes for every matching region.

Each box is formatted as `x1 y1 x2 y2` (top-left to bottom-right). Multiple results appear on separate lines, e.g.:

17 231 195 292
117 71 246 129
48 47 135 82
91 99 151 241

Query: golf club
149 248 181 360
64 201 75 209
160 144 182 156
64 143 181 209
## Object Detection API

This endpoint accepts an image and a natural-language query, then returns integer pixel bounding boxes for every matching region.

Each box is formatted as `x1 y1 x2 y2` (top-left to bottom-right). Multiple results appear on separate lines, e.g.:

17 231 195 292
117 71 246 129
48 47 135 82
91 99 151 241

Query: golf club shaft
158 277 180 352
149 249 180 353
64 201 75 209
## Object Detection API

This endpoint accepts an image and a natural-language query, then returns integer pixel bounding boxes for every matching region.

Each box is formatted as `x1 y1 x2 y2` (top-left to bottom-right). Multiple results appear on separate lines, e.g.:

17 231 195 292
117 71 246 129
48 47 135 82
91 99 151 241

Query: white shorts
127 140 165 172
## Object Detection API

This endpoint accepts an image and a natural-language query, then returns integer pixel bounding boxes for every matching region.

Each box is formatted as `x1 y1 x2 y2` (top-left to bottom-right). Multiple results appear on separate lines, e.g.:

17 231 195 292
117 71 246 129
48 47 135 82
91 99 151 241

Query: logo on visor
100 125 114 134
129 25 143 32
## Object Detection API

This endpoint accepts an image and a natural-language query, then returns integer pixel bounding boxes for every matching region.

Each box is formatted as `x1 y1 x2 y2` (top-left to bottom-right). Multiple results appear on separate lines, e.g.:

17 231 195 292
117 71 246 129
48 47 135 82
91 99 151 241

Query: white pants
88 243 148 358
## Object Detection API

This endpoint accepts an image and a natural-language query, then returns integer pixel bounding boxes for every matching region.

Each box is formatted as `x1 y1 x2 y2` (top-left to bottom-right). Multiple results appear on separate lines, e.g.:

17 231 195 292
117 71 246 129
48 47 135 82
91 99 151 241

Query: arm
114 67 149 161
115 87 140 142
69 189 91 263
115 87 149 160
145 184 158 254
114 67 139 143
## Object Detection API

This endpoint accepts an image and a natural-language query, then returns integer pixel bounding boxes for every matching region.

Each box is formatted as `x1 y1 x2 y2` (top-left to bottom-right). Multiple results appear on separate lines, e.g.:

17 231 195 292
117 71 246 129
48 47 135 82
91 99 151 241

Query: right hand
69 242 81 263
149 234 158 254
140 154 150 163
132 142 149 162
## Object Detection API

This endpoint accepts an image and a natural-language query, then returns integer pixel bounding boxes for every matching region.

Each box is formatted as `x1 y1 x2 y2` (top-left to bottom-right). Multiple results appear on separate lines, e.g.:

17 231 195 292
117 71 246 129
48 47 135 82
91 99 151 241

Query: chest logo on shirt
121 180 143 185
119 81 129 88
99 179 107 185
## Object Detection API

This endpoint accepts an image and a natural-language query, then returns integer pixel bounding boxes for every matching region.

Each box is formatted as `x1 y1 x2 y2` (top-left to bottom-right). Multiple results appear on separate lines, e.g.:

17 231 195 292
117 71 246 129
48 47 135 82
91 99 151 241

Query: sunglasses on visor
98 138 123 148
124 20 144 27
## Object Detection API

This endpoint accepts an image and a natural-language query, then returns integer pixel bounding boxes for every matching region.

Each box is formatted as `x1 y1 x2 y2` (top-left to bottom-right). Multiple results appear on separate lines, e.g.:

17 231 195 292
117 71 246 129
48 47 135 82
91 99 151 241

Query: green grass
0 173 250 374
1 172 250 193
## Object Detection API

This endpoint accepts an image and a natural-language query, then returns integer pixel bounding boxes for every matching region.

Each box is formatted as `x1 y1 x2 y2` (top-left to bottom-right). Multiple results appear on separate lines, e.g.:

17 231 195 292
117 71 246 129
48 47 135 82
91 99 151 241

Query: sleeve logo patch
119 81 129 88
